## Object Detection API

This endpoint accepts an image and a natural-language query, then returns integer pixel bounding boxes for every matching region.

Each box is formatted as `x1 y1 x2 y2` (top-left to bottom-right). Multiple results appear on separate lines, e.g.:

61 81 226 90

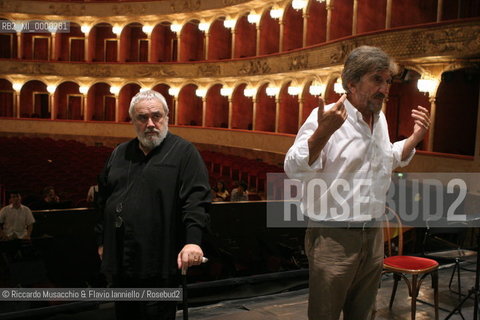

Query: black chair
423 226 477 297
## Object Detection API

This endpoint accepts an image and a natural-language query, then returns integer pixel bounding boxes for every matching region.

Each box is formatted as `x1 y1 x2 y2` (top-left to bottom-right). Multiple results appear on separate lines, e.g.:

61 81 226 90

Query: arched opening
386 69 430 149
56 81 82 120
434 68 479 155
357 0 386 33
118 83 141 122
152 84 175 124
22 31 52 60
177 84 203 126
205 84 229 128
120 22 148 62
87 82 115 121
306 1 327 46
391 0 437 28
234 14 256 58
442 0 480 20
208 18 232 60
180 20 205 61
302 80 321 123
20 80 48 118
90 23 116 62
231 83 253 130
278 81 299 134
259 8 280 55
255 83 276 132
151 22 176 62
0 79 14 117
57 23 84 61
330 0 354 40
0 19 18 58
324 77 342 105
283 4 304 51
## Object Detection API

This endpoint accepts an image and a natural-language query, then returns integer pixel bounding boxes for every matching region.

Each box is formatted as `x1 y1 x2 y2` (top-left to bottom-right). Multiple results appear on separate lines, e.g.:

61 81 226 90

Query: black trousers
113 276 178 320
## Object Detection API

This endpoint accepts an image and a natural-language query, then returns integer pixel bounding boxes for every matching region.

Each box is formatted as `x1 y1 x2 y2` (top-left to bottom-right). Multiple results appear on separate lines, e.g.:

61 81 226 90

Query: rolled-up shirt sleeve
284 108 324 180
392 139 415 169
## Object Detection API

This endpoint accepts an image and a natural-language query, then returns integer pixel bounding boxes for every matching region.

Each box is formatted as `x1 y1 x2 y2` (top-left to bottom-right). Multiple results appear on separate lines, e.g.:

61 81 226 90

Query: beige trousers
305 227 384 320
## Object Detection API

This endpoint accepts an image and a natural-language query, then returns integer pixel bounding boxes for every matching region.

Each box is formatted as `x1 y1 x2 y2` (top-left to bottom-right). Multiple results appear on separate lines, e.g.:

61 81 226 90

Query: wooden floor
16 261 480 320
179 262 478 320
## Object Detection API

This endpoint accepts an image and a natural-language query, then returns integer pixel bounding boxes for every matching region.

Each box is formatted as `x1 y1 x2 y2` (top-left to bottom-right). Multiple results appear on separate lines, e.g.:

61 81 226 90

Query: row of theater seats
200 150 283 195
0 136 111 207
0 137 284 206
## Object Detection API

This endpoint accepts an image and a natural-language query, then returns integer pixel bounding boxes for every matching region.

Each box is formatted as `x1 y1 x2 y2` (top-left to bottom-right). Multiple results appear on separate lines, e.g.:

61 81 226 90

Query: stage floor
180 262 477 320
30 261 480 319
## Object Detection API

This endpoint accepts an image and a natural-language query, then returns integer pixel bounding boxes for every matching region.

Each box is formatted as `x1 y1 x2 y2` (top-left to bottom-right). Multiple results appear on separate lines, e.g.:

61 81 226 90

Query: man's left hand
411 106 431 142
177 244 204 270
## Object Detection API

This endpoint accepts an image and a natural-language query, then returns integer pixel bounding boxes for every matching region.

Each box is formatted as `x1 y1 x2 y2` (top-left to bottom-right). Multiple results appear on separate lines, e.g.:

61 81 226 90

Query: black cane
182 257 208 320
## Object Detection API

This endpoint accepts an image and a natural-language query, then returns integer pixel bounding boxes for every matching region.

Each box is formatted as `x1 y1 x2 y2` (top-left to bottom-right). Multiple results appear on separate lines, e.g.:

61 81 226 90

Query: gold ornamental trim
0 20 479 82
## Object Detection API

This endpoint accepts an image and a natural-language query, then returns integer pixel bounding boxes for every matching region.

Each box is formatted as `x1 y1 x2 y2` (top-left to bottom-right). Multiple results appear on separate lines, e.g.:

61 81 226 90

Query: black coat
96 132 211 279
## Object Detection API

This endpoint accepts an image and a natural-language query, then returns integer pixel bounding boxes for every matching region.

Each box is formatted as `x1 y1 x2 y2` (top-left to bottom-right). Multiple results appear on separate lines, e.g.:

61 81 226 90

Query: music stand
445 228 480 320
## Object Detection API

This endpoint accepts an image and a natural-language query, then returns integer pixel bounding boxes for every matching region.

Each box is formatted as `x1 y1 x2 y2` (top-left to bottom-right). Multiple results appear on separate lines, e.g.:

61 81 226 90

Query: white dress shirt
0 204 35 239
284 99 414 222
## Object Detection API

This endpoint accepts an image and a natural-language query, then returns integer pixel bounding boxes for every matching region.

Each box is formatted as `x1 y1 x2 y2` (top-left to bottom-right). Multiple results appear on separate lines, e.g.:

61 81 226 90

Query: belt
317 219 379 229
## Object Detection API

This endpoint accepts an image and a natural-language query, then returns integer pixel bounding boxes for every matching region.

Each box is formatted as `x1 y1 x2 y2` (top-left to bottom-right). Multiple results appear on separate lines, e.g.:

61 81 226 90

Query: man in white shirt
0 192 35 240
284 46 430 320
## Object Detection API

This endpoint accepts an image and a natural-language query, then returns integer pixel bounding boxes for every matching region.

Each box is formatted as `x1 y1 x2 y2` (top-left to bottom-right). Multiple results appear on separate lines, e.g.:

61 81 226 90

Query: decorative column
201 97 207 127
326 0 333 41
302 11 308 47
437 0 444 22
172 97 178 125
298 97 304 129
278 19 284 52
230 28 236 58
427 96 437 151
16 32 22 59
385 0 392 28
204 31 210 60
352 0 358 35
50 32 57 60
255 25 261 56
275 97 280 133
114 96 119 122
14 91 20 118
252 98 257 130
228 97 233 129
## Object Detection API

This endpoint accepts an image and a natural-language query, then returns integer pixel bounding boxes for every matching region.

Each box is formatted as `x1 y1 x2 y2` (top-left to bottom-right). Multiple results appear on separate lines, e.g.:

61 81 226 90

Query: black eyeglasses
135 112 164 123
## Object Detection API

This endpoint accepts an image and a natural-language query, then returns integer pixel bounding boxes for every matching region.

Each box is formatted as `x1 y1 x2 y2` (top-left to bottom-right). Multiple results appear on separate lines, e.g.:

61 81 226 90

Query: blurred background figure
212 181 229 202
0 191 35 241
230 181 248 202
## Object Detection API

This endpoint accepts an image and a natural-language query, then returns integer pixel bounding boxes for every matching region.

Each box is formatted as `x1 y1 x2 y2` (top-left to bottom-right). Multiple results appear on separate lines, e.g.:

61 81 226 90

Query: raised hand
316 94 348 136
308 94 348 165
411 106 431 142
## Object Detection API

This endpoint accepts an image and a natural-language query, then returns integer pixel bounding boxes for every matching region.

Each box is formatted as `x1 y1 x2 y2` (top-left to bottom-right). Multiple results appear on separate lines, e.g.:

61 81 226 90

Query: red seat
383 207 439 320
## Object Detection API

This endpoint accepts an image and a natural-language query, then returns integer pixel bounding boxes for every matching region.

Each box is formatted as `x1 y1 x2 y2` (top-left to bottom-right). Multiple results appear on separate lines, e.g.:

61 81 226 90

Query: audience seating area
0 136 111 207
200 150 283 197
0 137 283 207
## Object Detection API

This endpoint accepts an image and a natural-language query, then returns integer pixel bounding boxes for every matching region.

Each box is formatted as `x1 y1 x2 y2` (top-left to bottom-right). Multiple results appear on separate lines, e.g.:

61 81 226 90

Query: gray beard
137 125 168 151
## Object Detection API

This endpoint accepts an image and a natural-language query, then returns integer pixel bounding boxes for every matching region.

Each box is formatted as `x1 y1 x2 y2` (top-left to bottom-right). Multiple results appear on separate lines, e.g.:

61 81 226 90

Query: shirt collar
344 98 362 122
344 98 381 124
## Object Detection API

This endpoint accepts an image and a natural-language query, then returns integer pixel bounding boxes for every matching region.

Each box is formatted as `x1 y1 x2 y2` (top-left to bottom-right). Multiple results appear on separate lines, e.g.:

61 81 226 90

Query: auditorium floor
42 261 478 320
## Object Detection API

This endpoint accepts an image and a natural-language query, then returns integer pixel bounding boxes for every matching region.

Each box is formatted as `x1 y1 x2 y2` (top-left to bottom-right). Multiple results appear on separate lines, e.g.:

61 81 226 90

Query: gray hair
341 46 398 92
128 89 169 118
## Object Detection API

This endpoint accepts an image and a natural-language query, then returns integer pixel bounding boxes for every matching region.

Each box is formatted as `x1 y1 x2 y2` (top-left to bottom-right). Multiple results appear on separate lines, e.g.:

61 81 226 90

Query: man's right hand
316 94 347 136
98 246 103 260
308 94 347 165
